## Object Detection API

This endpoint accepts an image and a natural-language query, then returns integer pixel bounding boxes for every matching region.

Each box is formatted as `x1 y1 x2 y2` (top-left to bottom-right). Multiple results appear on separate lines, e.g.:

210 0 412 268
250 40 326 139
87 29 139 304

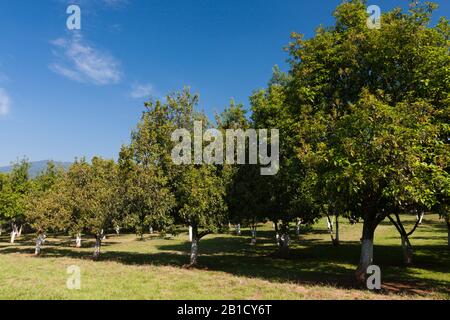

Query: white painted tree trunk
356 239 373 282
35 234 45 256
417 212 424 224
188 226 193 242
355 216 378 284
190 237 199 266
401 236 413 265
250 227 257 245
0 226 3 236
17 225 23 237
334 216 340 245
274 222 279 245
278 233 290 257
115 225 120 235
93 236 101 259
327 217 333 231
235 224 241 236
149 226 153 234
10 224 18 244
101 229 106 240
327 216 336 245
76 234 82 248
296 221 301 236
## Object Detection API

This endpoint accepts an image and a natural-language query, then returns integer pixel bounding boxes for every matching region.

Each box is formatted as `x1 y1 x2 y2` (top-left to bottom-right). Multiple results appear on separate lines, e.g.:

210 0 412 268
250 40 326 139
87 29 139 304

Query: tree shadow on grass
0 232 448 297
0 236 116 255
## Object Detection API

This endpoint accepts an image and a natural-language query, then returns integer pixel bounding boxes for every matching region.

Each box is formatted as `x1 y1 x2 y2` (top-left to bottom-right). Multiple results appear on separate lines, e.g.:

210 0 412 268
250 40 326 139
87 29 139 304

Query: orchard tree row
0 0 449 283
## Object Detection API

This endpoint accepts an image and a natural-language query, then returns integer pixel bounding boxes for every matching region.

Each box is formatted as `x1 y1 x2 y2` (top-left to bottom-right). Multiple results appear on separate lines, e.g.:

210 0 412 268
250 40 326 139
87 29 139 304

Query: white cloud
130 83 155 99
50 34 122 85
0 88 11 116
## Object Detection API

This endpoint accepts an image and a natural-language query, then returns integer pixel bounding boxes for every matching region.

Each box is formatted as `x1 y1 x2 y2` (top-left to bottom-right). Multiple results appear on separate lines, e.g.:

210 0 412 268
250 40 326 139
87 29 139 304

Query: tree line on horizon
0 0 449 284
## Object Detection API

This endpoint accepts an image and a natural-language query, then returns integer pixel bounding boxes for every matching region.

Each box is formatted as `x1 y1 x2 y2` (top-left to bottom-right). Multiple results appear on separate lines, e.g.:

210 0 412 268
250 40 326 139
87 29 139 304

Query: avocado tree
0 159 31 243
126 89 196 239
118 145 175 240
177 164 227 266
216 102 268 245
52 158 119 258
25 162 64 255
57 160 91 248
128 88 228 265
250 69 320 257
0 173 10 236
283 0 449 281
84 157 120 259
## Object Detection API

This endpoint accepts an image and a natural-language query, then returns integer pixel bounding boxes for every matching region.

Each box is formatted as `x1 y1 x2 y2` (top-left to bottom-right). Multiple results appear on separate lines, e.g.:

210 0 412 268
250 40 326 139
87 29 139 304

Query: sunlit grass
0 214 448 299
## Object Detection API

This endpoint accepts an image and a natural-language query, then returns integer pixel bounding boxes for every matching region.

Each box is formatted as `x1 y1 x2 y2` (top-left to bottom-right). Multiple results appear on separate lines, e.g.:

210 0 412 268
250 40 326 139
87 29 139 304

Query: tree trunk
189 226 193 242
401 236 413 265
276 222 290 258
296 220 301 237
417 212 424 224
76 234 82 248
10 230 16 244
327 216 337 245
274 222 279 244
448 226 450 250
446 218 450 250
387 213 419 264
93 236 101 259
149 226 153 234
115 225 120 235
250 226 257 245
277 233 290 258
17 225 23 237
190 226 199 266
190 238 199 265
235 224 241 236
355 218 375 284
35 234 45 256
334 215 340 246
0 225 3 236
326 216 333 231
10 224 18 244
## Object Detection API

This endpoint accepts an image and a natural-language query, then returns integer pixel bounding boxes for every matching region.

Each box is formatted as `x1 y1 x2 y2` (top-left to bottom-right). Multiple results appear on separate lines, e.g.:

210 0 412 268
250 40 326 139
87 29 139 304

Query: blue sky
0 0 448 166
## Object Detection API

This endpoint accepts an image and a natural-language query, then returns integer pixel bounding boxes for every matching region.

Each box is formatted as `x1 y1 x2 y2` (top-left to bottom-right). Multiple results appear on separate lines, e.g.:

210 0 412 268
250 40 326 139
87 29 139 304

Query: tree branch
197 230 211 240
394 213 412 247
406 213 422 237
388 215 403 235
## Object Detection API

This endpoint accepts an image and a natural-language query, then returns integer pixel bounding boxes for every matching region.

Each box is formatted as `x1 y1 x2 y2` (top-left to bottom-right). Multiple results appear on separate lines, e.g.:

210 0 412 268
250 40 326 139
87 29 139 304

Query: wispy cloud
50 34 122 85
130 83 156 99
0 88 11 117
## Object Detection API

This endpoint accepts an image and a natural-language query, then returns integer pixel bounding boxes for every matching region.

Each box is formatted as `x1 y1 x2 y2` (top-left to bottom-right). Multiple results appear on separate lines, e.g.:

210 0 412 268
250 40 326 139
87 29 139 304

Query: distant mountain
0 160 72 177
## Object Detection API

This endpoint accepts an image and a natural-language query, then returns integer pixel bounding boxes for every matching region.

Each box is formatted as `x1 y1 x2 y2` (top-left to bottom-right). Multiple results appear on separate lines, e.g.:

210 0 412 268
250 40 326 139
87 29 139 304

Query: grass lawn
0 214 448 300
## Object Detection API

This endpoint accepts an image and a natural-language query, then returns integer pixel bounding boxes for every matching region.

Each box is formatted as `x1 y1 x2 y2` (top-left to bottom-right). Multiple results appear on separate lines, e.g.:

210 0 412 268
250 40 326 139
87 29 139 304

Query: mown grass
0 214 448 300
